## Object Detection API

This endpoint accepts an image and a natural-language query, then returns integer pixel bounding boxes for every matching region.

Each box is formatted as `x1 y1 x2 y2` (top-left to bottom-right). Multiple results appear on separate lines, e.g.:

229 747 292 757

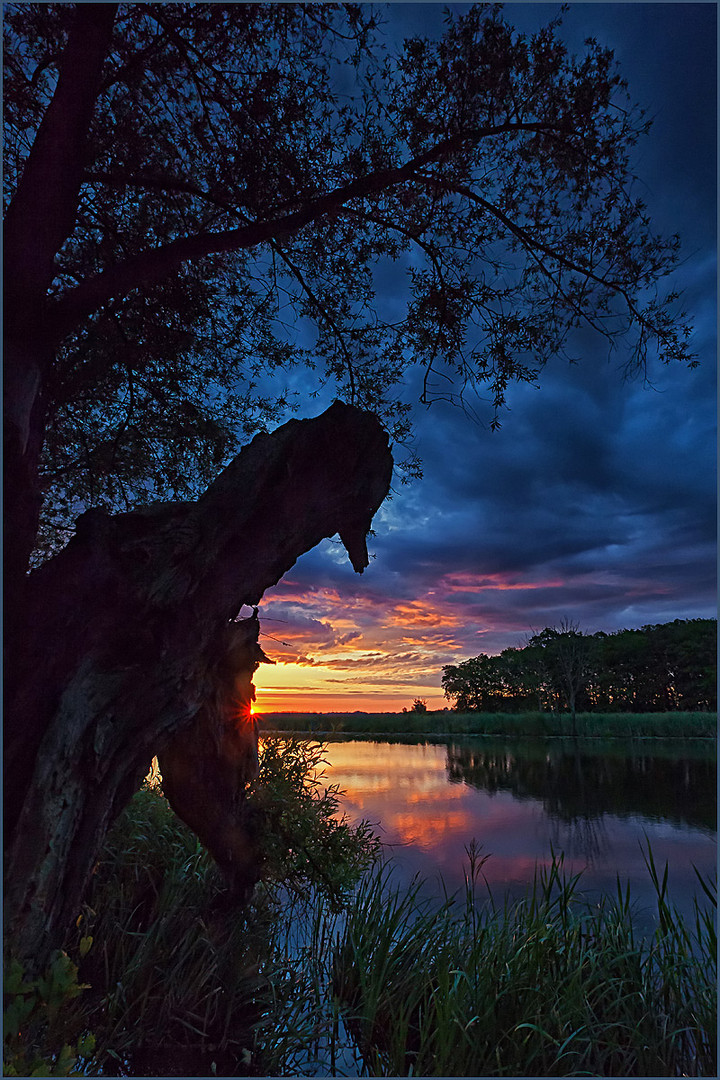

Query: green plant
330 849 717 1076
3 950 96 1077
66 738 380 1075
246 735 380 906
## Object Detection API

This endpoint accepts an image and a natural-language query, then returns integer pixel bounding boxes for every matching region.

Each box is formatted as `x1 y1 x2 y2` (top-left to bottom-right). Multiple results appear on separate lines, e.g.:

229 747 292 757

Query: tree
589 619 717 712
526 620 595 734
443 655 491 711
5 401 392 964
5 3 695 578
4 3 698 960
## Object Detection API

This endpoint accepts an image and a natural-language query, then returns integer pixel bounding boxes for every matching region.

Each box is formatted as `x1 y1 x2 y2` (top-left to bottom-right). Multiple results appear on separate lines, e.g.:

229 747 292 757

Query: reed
262 709 717 739
331 843 717 1077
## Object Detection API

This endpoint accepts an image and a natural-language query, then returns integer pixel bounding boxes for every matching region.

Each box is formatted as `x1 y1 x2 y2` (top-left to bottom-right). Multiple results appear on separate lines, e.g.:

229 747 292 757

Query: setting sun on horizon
253 659 448 714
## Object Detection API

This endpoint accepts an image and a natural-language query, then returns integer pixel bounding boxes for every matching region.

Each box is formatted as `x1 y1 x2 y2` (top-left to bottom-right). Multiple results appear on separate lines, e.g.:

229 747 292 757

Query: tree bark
158 612 274 902
4 401 392 966
4 4 117 597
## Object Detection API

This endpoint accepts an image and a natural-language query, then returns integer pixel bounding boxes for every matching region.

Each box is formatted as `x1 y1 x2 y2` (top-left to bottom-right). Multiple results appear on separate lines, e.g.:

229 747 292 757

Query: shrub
3 950 96 1077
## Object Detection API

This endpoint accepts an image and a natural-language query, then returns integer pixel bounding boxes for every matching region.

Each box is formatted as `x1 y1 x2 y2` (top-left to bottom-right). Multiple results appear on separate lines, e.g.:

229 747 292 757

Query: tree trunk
4 402 392 967
2 333 52 624
158 612 273 902
4 3 118 596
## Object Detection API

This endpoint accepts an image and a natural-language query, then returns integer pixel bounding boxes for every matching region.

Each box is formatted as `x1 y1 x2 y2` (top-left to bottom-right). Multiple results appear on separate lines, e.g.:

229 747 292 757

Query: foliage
331 846 717 1076
67 736 378 1074
245 734 381 906
526 618 594 729
4 3 697 557
3 950 96 1076
442 618 717 714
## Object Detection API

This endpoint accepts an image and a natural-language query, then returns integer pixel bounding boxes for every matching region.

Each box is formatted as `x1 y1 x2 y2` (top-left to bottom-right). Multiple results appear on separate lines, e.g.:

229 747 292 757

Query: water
314 735 716 929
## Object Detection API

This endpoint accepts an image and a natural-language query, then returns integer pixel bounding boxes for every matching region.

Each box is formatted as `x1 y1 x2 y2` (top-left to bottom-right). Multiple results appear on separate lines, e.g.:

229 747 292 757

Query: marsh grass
18 737 715 1077
60 736 377 1076
332 844 717 1076
264 710 717 739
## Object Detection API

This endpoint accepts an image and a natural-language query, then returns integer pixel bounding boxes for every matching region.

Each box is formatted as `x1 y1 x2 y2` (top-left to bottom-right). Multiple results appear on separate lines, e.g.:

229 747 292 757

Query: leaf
76 1032 96 1058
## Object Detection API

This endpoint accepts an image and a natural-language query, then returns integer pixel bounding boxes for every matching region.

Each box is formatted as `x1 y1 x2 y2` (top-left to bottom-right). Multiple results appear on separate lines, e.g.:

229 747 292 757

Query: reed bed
331 844 717 1076
263 709 717 739
7 738 715 1077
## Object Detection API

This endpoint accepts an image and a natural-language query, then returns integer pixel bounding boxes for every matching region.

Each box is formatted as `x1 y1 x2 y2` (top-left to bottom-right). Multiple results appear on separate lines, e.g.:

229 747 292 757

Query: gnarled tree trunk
158 612 273 902
4 402 392 965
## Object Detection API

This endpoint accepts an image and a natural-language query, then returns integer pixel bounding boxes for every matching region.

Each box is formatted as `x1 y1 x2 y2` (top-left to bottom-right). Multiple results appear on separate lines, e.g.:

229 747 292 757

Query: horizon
253 3 716 716
253 614 716 714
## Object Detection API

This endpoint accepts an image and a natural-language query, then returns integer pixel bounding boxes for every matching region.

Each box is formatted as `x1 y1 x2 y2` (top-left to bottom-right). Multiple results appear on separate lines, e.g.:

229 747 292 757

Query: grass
332 845 717 1076
262 709 718 739
5 736 715 1076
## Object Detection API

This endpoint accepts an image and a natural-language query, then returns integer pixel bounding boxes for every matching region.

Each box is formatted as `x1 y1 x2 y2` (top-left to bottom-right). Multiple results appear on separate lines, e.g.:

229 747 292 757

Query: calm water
315 735 717 927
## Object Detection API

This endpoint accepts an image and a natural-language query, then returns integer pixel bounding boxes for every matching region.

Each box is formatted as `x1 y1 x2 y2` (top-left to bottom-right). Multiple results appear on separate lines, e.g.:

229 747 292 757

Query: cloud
254 4 715 711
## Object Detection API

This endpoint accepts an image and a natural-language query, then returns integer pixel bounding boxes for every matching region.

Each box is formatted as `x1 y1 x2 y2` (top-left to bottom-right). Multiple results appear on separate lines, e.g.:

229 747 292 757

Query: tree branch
416 172 642 321
270 242 357 401
48 119 569 341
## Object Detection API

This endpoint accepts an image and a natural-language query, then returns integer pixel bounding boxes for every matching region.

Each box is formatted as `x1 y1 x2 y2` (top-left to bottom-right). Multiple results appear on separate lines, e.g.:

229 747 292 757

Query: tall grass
9 737 715 1076
53 736 377 1076
332 844 717 1076
264 709 717 738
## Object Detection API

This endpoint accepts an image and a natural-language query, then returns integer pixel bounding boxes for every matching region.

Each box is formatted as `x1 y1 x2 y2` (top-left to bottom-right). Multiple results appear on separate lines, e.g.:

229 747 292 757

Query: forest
442 618 717 714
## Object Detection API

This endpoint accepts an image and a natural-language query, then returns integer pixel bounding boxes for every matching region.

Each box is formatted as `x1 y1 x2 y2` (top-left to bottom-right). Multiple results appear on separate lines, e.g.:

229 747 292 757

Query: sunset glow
252 575 472 712
250 529 716 713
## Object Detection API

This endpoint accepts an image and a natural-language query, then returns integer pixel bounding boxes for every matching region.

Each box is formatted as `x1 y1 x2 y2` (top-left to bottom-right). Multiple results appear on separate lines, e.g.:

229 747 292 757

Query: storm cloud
254 4 716 712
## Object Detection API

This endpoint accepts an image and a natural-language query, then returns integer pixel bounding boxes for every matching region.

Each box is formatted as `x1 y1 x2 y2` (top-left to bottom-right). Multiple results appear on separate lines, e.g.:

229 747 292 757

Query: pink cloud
440 571 566 593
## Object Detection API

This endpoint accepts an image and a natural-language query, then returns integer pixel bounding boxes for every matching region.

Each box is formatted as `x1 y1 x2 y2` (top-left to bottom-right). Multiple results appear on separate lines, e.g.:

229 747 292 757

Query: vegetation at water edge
262 709 717 738
442 618 716 715
3 737 715 1077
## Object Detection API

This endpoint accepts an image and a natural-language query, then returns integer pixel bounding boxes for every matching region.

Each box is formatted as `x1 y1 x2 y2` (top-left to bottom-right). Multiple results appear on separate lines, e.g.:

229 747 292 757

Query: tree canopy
441 618 717 714
4 2 696 564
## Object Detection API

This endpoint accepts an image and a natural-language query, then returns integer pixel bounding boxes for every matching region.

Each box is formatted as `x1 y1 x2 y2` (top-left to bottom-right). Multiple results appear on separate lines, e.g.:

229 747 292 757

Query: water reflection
319 736 716 925
445 742 716 831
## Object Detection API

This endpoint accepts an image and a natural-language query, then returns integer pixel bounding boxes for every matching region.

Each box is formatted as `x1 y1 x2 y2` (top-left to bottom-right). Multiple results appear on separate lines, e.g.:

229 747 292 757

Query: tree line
442 618 717 717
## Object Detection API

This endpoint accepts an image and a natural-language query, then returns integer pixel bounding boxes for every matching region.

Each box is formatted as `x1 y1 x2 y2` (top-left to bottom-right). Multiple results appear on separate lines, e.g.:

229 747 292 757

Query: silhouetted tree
5 3 695 584
4 2 700 964
527 620 595 735
442 619 716 719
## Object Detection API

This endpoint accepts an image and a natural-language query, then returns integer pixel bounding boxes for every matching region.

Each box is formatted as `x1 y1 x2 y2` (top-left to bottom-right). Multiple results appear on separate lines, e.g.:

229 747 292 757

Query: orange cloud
387 601 464 628
257 576 511 712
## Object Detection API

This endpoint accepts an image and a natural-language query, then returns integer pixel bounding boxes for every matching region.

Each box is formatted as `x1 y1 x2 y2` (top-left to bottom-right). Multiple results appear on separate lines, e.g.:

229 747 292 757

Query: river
305 734 716 929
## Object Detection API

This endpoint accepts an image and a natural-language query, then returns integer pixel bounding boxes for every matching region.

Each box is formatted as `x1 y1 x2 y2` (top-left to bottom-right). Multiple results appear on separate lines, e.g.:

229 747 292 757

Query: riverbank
5 751 715 1078
260 709 717 739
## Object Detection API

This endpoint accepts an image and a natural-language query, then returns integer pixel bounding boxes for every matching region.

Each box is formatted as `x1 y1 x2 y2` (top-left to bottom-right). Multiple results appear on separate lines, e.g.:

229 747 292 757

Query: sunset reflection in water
317 738 717 921
325 740 548 888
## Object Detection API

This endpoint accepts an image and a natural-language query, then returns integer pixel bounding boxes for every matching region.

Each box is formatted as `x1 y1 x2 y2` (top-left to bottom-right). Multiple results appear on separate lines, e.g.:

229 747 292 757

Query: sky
251 3 717 714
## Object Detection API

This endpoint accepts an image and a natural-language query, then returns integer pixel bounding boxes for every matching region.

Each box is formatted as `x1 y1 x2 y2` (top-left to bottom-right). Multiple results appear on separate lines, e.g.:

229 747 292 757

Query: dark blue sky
254 3 716 712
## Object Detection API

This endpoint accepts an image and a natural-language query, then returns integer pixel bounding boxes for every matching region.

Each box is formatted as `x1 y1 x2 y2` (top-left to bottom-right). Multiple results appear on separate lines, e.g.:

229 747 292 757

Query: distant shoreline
258 710 717 740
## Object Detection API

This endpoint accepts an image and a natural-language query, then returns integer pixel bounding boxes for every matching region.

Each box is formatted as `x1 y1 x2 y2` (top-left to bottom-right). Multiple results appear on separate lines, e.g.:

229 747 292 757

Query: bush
3 950 96 1077
58 736 379 1076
